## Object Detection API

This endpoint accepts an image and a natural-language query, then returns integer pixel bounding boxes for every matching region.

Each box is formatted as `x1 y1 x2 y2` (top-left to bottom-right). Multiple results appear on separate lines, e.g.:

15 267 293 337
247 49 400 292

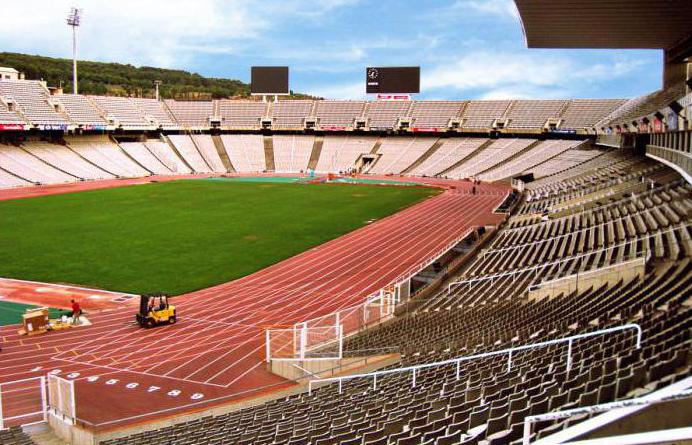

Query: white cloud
426 0 519 23
421 51 646 99
309 82 365 100
0 0 360 69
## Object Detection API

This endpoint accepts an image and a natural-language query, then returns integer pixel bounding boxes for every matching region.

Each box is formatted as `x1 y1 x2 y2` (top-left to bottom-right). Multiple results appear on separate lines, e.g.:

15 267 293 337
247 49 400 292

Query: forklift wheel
145 318 156 328
168 316 176 324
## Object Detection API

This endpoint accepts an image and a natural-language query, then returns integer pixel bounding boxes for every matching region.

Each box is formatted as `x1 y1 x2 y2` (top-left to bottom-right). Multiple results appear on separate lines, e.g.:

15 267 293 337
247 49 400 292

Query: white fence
266 228 477 361
267 325 343 361
308 324 641 396
47 374 76 426
0 377 47 430
448 222 690 294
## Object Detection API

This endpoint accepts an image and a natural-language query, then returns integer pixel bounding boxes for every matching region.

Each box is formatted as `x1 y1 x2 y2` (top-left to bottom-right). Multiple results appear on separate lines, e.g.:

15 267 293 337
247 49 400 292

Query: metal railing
448 222 689 293
647 145 692 185
524 384 692 444
411 249 647 313
501 178 686 234
308 324 641 396
484 205 678 257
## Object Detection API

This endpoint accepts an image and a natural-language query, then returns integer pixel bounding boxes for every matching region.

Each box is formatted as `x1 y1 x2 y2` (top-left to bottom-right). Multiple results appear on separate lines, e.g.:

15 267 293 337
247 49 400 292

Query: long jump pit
0 177 511 443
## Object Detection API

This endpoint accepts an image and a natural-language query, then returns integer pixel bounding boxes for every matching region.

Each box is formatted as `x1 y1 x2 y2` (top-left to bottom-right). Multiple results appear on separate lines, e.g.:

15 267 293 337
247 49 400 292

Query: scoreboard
251 66 289 95
366 67 420 94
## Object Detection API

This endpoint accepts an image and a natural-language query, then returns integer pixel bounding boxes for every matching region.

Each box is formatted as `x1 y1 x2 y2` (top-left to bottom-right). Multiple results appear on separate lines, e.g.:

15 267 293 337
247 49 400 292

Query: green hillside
0 52 312 100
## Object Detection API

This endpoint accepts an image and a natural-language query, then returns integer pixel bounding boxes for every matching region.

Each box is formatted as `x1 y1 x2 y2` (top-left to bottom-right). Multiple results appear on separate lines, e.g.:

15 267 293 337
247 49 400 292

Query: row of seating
0 79 628 132
445 139 537 179
102 258 690 445
526 152 651 204
407 138 487 177
167 135 213 173
523 149 603 181
369 138 437 175
478 140 584 182
0 137 209 187
314 136 377 173
525 166 676 218
219 134 266 172
100 145 690 445
1 136 601 188
0 427 34 445
273 135 315 173
597 81 687 133
0 80 68 126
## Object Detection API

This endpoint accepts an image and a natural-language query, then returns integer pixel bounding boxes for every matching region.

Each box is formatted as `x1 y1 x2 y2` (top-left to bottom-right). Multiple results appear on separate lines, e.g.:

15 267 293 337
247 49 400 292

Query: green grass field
0 300 62 326
0 180 437 295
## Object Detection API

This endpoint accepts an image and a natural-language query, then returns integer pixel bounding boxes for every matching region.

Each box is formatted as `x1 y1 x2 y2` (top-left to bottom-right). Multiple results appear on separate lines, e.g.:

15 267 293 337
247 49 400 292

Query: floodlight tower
154 80 162 101
66 7 83 94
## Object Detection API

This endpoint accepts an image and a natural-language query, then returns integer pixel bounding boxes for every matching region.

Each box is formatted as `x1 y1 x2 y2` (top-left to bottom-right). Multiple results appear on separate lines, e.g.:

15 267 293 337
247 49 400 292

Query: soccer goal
266 323 343 361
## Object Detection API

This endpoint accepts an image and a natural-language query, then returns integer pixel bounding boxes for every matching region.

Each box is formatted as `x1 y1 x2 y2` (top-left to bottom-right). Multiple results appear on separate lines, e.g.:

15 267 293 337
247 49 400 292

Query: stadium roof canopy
514 0 692 55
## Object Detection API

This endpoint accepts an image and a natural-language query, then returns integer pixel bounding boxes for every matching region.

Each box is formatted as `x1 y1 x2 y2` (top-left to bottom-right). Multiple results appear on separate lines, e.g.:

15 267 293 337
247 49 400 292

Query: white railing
308 324 641 396
503 179 685 234
529 256 645 293
524 385 692 444
0 376 47 430
448 222 689 293
266 228 478 361
448 248 647 294
485 205 677 257
267 324 344 362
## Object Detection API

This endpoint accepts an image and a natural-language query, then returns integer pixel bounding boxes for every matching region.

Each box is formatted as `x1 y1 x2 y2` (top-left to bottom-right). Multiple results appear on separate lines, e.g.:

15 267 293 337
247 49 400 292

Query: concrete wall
49 413 95 445
270 354 399 382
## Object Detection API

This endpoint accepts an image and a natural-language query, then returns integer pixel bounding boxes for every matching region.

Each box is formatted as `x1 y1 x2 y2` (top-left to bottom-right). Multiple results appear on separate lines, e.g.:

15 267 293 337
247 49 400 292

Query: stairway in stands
439 138 494 176
212 135 235 172
263 135 276 172
401 138 443 174
475 139 542 177
307 136 324 171
23 424 63 445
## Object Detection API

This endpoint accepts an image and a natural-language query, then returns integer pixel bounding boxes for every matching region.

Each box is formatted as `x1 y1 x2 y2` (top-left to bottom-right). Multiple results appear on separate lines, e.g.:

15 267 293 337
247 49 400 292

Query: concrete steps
24 423 67 445
476 139 542 177
162 134 195 173
212 135 234 172
307 136 324 171
263 135 275 172
402 138 442 174
439 138 495 176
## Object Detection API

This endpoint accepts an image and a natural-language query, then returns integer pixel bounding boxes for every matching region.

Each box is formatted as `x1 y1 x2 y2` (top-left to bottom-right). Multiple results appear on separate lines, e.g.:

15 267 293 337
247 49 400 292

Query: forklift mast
139 295 150 316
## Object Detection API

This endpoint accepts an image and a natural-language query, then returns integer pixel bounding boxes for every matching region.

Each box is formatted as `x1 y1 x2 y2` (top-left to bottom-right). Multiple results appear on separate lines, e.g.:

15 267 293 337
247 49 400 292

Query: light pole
66 8 82 94
154 80 162 101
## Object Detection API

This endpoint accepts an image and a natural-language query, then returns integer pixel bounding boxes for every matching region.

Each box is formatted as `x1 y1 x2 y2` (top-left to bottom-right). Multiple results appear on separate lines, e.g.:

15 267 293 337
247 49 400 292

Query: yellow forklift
136 293 176 328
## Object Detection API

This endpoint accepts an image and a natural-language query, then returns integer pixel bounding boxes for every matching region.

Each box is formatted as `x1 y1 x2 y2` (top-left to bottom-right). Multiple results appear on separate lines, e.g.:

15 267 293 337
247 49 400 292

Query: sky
1 0 664 100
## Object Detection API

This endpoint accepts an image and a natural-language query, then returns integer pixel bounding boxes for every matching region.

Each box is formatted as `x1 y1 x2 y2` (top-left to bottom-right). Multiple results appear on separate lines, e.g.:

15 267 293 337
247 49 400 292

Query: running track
0 176 509 431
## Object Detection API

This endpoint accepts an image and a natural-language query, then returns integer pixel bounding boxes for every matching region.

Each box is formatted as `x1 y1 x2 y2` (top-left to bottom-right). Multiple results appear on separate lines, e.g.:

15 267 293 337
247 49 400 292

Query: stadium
0 0 691 444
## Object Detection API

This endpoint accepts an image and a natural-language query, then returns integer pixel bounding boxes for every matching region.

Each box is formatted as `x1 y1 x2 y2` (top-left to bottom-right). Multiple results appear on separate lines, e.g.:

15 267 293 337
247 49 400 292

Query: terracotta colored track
0 278 136 310
0 176 509 431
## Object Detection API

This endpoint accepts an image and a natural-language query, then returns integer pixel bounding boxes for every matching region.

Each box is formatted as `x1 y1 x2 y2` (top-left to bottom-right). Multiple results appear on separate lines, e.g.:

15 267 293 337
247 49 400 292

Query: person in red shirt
70 299 82 325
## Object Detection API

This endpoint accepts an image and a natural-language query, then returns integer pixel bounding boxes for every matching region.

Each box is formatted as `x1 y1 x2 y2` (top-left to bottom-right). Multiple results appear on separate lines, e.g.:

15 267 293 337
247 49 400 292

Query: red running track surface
0 278 136 311
0 177 509 431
